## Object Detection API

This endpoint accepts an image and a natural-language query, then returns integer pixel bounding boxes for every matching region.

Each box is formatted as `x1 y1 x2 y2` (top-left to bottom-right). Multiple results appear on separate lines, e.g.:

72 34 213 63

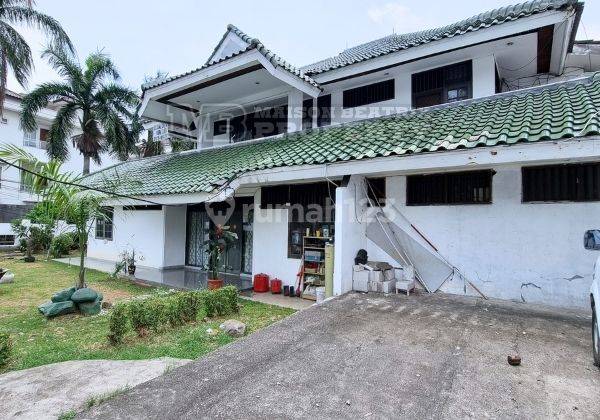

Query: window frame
406 170 493 206
522 163 600 203
411 60 473 109
95 207 114 241
0 235 15 246
343 79 395 109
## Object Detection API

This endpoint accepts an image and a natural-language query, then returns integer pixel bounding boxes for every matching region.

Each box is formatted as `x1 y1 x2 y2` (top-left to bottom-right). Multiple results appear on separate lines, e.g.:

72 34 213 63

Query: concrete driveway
81 293 599 419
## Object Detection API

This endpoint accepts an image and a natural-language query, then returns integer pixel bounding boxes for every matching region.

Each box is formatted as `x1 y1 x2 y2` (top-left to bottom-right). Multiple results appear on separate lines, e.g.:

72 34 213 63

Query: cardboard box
368 270 384 282
369 280 381 292
381 280 396 294
352 270 370 292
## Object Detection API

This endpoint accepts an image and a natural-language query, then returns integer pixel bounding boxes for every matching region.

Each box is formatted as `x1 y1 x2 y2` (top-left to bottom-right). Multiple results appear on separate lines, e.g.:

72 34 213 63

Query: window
522 163 600 202
23 130 37 147
95 207 114 240
261 182 337 259
20 162 35 192
39 128 49 150
412 61 472 108
365 178 386 206
343 79 395 108
407 170 493 205
152 124 168 142
0 235 15 246
213 105 288 143
317 94 331 127
0 204 34 223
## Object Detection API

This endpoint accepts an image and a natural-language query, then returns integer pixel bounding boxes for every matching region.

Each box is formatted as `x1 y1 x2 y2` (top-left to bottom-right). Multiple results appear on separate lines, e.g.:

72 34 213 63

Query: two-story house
85 0 600 308
0 90 117 247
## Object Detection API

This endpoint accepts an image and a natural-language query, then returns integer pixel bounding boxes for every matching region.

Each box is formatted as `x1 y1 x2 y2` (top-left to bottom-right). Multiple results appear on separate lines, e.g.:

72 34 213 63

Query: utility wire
0 157 162 206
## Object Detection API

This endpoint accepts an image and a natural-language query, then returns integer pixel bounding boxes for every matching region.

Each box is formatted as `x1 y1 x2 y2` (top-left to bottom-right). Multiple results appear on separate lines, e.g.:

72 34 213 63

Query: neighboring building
0 90 116 246
86 0 600 308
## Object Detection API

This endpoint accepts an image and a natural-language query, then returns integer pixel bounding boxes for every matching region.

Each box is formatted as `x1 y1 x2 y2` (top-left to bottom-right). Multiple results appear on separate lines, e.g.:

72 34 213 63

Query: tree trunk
0 50 7 117
77 230 86 289
82 155 91 175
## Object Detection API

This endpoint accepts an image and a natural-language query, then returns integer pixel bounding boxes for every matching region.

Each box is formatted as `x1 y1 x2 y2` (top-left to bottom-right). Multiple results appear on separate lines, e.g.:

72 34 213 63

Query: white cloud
367 3 433 34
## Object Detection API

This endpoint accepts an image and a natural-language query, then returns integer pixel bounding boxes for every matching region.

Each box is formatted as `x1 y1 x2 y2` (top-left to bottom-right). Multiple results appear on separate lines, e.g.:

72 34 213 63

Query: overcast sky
8 0 600 94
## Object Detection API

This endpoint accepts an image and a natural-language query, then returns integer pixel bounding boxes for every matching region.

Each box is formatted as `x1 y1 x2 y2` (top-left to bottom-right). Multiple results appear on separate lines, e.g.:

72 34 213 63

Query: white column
330 90 343 125
196 114 209 149
472 55 497 99
333 175 367 295
395 72 412 112
287 89 304 133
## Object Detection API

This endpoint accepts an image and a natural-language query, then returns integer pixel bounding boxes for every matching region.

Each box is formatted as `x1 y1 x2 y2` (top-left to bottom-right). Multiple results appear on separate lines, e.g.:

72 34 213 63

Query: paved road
81 292 599 419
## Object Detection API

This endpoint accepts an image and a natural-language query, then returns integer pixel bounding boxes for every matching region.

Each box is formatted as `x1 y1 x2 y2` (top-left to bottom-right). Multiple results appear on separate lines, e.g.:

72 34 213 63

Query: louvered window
522 163 600 202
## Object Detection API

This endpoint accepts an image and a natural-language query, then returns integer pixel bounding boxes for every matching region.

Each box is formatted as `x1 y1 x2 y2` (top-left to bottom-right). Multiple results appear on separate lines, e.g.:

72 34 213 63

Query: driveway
81 292 599 419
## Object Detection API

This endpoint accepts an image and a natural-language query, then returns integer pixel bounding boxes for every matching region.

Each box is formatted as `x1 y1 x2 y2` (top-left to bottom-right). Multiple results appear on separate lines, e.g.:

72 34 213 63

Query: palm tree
20 45 139 174
0 0 74 114
136 129 163 158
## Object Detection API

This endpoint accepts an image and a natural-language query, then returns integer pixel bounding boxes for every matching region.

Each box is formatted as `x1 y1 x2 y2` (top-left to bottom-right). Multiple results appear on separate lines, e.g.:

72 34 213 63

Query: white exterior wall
363 167 599 309
472 55 497 98
87 206 166 269
251 189 301 286
334 175 368 295
162 205 187 268
0 98 118 245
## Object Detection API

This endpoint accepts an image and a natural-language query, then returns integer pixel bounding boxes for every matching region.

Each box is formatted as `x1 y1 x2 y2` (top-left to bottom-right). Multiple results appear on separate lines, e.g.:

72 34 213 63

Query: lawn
0 257 295 373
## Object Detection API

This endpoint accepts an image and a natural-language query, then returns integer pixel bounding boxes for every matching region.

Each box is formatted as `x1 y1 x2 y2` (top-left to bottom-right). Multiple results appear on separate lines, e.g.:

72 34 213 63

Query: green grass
0 257 295 373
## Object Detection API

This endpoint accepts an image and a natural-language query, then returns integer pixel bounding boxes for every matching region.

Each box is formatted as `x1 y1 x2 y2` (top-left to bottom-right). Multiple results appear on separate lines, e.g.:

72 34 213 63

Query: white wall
251 189 301 286
334 175 368 295
162 205 187 268
87 206 166 269
361 167 599 309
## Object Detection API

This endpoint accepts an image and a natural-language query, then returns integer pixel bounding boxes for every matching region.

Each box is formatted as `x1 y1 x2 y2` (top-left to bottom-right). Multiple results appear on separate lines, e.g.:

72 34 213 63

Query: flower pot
127 264 136 276
207 278 223 290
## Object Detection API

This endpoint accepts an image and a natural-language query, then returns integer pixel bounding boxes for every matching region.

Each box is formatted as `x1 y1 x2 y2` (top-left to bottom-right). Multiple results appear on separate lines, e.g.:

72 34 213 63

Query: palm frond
84 51 119 88
0 5 74 53
19 81 73 132
41 45 82 88
0 21 31 86
46 101 78 161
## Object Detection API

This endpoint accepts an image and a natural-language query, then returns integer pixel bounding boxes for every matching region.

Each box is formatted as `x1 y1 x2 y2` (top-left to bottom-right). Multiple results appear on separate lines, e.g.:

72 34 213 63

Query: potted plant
206 224 237 290
118 248 143 277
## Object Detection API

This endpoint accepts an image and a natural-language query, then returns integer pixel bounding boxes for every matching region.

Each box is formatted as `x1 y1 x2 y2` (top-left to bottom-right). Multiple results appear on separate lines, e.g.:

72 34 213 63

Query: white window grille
23 130 37 147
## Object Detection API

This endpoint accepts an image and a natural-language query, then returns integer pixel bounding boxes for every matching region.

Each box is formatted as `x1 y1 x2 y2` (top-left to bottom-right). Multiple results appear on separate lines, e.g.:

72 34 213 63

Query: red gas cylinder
253 273 270 293
270 278 282 294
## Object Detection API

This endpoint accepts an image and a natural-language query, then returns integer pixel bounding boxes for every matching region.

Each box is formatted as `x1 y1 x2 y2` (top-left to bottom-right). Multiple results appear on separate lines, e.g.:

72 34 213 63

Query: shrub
0 333 12 367
128 299 155 337
107 304 129 345
50 233 74 258
204 286 239 317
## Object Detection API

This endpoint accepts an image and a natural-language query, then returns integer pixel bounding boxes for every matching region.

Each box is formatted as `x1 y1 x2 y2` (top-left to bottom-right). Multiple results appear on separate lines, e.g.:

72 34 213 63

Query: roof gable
206 25 252 65
87 74 600 197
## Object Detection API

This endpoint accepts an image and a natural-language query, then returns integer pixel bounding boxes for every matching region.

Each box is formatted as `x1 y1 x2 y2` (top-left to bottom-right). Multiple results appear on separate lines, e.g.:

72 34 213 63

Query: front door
185 199 253 279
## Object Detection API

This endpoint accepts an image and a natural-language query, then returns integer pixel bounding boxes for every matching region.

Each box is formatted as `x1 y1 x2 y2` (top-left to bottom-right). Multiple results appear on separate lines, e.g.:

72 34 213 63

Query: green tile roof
86 74 600 197
301 0 580 75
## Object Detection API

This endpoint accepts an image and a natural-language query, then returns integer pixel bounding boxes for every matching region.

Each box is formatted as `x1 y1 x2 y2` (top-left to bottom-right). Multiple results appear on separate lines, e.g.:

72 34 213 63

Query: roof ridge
301 0 580 74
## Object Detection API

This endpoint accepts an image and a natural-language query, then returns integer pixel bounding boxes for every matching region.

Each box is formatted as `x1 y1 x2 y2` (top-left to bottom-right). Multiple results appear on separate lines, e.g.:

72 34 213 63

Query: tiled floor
54 257 252 291
241 291 314 310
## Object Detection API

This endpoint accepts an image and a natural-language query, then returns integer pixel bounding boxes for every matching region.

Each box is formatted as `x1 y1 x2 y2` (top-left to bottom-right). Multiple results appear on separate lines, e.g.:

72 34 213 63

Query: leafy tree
0 145 109 287
0 0 74 114
136 129 163 158
20 45 139 175
170 137 195 153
